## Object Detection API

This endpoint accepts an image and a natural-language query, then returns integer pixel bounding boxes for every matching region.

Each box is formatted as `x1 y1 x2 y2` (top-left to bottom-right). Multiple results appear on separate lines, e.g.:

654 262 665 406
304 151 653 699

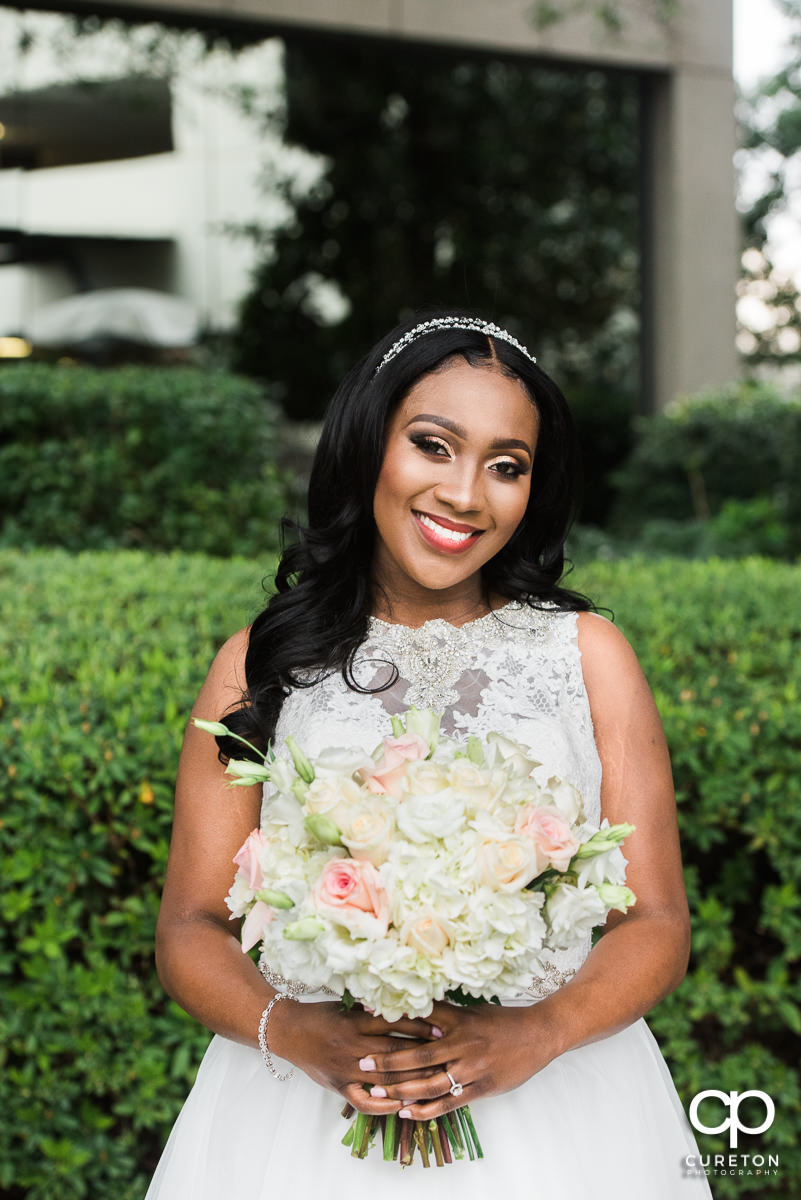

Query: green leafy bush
0 364 290 557
610 383 801 557
2 550 799 1197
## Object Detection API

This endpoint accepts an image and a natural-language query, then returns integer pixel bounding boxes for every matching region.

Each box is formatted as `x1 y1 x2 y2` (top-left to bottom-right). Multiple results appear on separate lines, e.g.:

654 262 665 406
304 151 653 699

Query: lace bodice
267 599 602 998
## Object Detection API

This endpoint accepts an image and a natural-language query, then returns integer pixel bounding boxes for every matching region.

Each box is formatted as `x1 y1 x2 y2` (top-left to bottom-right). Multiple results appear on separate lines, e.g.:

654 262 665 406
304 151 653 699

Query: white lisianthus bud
192 718 230 736
284 735 315 783
225 759 272 783
283 917 326 940
255 888 295 909
595 883 636 913
303 813 343 846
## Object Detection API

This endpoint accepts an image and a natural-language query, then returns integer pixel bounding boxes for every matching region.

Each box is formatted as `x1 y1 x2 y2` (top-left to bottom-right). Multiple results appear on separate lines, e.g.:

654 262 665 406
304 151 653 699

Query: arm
355 612 691 1117
155 630 438 1109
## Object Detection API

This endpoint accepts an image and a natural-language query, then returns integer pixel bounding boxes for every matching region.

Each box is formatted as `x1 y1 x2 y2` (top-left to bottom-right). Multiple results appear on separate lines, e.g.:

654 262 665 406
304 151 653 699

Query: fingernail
431 1025 444 1038
398 1108 412 1119
370 1086 387 1098
359 1056 376 1071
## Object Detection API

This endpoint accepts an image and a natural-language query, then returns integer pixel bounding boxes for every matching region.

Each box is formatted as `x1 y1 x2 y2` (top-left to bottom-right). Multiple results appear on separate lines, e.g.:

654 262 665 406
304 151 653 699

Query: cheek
374 445 425 519
492 479 532 535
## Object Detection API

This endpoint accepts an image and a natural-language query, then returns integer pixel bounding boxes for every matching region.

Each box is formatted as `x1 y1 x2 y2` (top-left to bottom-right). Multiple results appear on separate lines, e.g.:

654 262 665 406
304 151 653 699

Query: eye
490 459 525 480
409 433 452 458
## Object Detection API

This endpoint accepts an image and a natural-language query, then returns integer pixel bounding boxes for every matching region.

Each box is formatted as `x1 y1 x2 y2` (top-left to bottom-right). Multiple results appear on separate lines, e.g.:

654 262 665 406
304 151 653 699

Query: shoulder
197 627 251 707
575 612 655 724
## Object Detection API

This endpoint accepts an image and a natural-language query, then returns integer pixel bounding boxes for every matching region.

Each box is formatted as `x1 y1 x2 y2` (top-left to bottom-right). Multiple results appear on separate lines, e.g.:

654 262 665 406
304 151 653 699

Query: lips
412 510 484 554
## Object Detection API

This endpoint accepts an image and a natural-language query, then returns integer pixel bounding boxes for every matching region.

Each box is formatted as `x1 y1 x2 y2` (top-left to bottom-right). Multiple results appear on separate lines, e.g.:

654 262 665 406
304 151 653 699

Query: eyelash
409 434 525 480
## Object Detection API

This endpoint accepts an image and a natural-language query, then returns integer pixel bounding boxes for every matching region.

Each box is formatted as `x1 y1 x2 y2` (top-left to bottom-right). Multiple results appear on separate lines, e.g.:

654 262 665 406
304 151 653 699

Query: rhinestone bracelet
257 993 296 1081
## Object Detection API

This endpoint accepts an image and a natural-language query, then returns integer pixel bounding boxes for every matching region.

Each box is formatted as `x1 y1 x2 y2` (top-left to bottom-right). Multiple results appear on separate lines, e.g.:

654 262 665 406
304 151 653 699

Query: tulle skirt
145 1013 712 1199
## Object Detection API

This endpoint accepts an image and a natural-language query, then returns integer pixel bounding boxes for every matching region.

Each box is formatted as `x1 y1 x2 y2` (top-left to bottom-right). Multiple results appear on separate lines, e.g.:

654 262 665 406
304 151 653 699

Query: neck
370 573 501 629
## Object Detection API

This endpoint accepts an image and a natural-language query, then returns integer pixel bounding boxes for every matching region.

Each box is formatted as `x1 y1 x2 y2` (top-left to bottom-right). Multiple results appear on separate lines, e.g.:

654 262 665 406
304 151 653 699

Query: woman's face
372 359 538 603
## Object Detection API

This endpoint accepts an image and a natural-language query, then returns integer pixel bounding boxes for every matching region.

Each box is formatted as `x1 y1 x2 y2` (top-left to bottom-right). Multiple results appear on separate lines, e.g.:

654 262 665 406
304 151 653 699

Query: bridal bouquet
195 708 635 1167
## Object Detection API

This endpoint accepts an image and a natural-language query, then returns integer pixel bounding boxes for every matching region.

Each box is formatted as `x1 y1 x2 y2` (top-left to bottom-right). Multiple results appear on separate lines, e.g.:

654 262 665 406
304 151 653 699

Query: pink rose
361 732 429 796
240 899 275 953
515 805 580 872
233 828 267 890
312 858 390 937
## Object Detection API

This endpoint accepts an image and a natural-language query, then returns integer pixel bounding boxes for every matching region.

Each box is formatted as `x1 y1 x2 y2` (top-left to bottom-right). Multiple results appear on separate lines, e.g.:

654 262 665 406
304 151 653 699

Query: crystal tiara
374 316 537 374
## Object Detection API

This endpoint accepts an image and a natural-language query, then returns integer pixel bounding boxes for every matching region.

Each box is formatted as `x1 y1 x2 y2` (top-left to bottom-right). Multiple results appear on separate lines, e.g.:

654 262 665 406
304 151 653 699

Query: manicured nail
370 1086 387 1098
431 1025 444 1038
398 1108 412 1119
359 1056 376 1071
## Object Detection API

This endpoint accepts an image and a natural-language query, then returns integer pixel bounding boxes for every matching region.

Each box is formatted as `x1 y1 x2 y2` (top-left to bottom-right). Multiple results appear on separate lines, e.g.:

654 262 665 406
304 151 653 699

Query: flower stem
462 1105 484 1159
429 1120 445 1167
442 1110 463 1157
383 1112 397 1161
456 1107 475 1161
414 1122 430 1167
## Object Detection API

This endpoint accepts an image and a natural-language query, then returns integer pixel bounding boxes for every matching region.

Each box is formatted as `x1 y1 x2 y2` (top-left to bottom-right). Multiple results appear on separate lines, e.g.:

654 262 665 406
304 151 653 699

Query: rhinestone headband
374 317 537 374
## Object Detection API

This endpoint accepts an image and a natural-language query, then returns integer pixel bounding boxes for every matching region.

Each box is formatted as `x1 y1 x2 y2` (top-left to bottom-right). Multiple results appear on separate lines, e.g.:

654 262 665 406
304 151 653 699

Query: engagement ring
446 1071 463 1098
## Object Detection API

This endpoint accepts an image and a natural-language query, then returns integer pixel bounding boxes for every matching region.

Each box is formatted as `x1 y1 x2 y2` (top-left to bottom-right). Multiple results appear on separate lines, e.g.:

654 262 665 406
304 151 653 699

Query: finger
371 1072 454 1103
397 1091 473 1122
358 1065 441 1087
358 1039 451 1076
356 1013 445 1040
342 1082 403 1116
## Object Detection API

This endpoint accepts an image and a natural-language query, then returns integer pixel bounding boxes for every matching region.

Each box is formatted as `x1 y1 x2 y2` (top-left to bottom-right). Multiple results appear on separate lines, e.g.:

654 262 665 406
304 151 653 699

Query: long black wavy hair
218 311 593 759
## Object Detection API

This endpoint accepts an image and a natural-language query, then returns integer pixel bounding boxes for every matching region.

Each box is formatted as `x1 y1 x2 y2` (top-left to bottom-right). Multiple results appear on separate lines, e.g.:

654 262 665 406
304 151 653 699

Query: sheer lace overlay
266 601 602 999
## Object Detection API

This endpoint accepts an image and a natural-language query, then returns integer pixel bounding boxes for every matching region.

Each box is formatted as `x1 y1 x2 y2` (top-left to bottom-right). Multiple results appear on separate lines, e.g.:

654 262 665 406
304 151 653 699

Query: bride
146 314 712 1198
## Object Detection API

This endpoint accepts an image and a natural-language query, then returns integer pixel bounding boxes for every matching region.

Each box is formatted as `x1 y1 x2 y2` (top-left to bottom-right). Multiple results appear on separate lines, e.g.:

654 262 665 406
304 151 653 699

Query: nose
431 460 485 515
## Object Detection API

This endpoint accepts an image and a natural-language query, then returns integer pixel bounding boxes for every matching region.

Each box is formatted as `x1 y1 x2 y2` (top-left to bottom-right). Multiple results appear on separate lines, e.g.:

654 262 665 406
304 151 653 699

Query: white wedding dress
146 602 712 1199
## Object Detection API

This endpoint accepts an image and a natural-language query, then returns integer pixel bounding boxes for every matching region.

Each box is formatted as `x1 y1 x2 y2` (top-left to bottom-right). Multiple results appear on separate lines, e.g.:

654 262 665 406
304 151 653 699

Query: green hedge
1 550 799 1197
610 383 801 557
0 364 289 557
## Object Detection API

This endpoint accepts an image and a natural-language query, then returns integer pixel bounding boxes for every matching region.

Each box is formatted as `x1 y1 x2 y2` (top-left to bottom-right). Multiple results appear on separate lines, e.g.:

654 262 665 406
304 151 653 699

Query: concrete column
641 63 739 412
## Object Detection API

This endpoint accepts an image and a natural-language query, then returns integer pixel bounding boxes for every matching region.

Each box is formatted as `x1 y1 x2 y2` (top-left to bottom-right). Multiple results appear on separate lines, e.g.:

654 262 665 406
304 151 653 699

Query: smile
412 510 484 554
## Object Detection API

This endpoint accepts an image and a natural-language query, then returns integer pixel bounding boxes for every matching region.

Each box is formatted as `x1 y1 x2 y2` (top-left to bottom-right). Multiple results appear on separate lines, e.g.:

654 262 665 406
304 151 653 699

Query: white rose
447 762 507 814
401 913 451 958
339 801 395 866
545 882 608 948
305 776 364 827
401 761 449 796
475 836 543 892
313 746 373 778
397 788 466 843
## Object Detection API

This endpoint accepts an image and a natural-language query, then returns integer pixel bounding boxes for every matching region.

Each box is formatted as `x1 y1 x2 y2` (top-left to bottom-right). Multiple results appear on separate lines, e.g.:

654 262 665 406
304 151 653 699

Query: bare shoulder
194 626 251 716
575 611 653 718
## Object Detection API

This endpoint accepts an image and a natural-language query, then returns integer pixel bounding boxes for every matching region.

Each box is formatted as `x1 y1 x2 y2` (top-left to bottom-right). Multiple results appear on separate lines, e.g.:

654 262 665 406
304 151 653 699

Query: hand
352 1001 559 1120
273 1000 445 1114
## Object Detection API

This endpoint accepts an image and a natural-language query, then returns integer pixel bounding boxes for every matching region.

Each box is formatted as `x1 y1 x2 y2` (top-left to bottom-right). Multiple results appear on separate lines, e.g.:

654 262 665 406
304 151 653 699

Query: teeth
416 513 476 543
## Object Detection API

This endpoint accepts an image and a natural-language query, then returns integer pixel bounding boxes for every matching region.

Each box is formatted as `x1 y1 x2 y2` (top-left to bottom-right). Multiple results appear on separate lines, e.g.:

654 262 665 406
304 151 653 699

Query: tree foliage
738 0 801 367
234 38 641 426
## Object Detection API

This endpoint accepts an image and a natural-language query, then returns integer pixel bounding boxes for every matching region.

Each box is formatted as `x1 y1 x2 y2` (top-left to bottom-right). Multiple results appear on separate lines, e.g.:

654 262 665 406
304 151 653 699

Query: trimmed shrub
0 364 290 557
2 550 799 1197
610 382 801 557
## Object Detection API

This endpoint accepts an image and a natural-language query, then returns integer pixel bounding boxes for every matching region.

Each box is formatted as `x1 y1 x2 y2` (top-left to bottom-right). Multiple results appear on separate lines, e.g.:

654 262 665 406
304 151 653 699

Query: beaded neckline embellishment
365 601 552 709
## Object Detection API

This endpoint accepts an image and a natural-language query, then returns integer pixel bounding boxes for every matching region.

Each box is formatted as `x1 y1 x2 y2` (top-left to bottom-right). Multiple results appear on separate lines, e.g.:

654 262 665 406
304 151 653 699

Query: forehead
393 360 538 436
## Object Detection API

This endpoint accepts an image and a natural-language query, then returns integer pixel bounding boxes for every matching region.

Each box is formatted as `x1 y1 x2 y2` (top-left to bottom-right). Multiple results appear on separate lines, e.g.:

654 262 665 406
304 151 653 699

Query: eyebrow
405 413 533 456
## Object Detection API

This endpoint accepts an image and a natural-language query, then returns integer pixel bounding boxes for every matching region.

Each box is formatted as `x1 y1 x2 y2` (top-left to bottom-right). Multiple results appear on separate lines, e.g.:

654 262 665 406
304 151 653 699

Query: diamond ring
446 1070 463 1098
